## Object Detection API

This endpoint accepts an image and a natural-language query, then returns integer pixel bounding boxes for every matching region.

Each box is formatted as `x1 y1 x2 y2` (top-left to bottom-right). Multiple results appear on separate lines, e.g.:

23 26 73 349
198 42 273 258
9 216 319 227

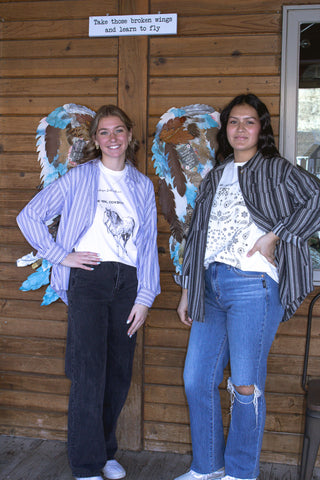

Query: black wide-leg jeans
66 262 138 477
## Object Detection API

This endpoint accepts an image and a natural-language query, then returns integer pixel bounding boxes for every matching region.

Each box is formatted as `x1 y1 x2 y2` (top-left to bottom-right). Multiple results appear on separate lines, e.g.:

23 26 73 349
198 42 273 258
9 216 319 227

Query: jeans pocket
231 266 264 279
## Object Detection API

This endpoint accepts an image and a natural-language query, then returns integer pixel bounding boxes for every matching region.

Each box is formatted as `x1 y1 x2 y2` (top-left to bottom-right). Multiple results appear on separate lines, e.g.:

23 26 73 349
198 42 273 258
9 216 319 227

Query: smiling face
226 103 261 162
94 115 132 170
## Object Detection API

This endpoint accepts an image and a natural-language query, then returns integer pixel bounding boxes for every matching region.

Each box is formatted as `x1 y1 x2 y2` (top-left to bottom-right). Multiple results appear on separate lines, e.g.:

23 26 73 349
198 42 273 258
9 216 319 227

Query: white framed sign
89 13 177 37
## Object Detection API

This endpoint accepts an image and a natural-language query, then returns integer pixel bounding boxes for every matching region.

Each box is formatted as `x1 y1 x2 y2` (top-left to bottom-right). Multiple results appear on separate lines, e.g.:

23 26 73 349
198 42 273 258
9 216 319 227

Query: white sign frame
89 13 177 37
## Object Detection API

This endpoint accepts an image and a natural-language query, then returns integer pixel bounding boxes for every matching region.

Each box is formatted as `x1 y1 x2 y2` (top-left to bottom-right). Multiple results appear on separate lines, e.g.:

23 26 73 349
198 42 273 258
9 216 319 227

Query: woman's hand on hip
127 304 149 337
247 231 279 266
177 288 193 327
60 251 101 270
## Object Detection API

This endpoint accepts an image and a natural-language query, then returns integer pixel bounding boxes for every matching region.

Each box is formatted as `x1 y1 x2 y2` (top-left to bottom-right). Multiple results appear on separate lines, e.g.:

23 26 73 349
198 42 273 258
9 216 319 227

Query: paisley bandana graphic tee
204 161 278 282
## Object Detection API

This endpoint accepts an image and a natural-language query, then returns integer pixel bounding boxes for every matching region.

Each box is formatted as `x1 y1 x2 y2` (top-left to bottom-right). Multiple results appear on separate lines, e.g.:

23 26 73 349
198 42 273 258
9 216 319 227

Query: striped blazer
176 151 320 322
17 159 160 307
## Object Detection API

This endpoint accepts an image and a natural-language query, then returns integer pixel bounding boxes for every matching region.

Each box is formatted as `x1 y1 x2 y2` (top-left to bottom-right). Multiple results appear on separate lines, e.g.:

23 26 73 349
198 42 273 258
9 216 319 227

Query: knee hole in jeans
227 378 262 429
235 384 255 396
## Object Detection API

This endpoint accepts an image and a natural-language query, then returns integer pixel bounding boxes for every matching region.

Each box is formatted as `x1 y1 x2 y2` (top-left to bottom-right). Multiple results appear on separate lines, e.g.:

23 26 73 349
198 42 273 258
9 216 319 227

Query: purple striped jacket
17 159 160 307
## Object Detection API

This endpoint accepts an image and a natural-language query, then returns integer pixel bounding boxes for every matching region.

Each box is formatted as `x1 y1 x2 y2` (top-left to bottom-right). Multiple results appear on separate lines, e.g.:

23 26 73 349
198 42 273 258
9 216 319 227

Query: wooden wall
1 0 320 469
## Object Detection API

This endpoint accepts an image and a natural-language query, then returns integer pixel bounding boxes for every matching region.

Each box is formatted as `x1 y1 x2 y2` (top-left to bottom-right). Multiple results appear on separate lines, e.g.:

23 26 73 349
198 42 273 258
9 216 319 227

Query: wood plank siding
1 0 320 468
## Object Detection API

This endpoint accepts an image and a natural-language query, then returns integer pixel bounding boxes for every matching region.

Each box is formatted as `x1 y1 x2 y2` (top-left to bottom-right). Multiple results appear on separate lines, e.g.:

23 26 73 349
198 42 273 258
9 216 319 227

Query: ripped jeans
183 262 283 479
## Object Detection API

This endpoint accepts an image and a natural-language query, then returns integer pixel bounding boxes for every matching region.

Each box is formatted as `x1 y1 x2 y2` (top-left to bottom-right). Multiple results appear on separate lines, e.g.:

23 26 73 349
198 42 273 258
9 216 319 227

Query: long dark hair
216 93 279 162
81 104 139 165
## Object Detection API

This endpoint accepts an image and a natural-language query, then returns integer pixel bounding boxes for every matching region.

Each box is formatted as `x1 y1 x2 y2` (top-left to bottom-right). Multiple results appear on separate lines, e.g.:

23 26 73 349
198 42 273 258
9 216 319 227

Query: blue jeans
184 262 284 479
66 262 138 477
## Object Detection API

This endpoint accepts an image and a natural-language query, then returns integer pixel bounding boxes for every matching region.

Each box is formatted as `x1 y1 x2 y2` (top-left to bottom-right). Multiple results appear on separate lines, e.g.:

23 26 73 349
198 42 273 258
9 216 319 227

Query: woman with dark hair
17 105 160 480
216 93 277 161
174 93 320 480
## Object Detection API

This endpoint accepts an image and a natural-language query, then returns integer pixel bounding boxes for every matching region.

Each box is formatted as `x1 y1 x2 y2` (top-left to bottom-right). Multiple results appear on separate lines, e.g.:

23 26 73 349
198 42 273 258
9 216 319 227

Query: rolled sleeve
272 167 320 247
134 176 161 308
135 288 157 308
16 177 69 265
174 274 189 289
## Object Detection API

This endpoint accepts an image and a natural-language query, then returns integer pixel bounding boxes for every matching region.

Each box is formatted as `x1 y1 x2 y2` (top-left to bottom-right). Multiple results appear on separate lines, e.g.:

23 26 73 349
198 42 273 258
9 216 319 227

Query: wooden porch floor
1 435 319 480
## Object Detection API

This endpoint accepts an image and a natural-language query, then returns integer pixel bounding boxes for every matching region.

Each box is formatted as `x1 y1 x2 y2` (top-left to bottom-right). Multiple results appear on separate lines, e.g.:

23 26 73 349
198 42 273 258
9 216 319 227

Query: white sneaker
75 477 103 480
102 459 126 479
174 468 225 480
222 476 256 480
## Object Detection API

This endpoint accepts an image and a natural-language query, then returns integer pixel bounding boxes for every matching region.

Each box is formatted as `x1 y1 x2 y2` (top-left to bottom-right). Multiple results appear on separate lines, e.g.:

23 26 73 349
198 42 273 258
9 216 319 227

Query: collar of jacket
208 150 266 193
216 150 262 171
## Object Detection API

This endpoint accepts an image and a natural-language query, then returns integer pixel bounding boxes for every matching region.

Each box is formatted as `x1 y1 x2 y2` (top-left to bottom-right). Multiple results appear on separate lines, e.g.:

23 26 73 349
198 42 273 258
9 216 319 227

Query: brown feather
45 125 61 165
165 143 187 197
76 113 95 126
206 127 219 153
159 117 194 144
158 179 184 243
187 122 200 138
190 131 211 165
55 128 73 168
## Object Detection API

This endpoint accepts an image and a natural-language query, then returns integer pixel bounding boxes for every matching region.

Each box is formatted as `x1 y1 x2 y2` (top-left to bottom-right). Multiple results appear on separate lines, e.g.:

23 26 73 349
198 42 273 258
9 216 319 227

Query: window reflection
297 23 320 269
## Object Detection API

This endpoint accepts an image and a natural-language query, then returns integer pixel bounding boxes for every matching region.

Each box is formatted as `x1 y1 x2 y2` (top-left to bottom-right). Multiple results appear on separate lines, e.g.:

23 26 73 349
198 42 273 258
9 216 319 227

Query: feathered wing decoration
37 103 95 187
151 104 220 273
17 103 96 305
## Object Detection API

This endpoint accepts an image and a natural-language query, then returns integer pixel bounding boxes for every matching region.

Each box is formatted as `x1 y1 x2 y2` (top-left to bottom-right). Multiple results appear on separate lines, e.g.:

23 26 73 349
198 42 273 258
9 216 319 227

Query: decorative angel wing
17 103 96 305
36 103 95 188
151 104 220 273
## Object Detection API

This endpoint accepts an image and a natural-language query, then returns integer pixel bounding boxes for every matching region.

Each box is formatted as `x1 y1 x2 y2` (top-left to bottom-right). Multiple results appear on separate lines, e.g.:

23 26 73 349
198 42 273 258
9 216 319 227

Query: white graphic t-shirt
76 162 138 267
204 161 278 282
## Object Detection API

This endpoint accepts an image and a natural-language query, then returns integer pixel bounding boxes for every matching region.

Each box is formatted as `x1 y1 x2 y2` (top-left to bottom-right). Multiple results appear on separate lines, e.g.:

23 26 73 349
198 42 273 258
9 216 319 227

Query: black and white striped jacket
176 151 320 322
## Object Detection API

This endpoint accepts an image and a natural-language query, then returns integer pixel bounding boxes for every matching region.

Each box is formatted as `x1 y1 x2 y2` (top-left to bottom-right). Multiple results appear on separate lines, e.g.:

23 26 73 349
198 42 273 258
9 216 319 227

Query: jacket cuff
38 244 69 265
272 223 302 247
135 288 158 308
174 274 189 289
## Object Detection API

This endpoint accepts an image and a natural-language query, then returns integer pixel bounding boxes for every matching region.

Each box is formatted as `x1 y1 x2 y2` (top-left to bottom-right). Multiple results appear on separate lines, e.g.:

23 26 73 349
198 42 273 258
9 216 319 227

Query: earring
95 142 99 149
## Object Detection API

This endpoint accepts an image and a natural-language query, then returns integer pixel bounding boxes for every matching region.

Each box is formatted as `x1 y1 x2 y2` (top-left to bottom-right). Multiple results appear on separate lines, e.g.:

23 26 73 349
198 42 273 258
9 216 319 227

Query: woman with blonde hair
17 105 160 480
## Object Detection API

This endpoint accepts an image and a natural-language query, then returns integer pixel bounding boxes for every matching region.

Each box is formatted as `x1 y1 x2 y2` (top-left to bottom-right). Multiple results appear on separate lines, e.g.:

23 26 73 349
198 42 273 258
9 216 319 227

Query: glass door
297 22 320 278
280 6 320 284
